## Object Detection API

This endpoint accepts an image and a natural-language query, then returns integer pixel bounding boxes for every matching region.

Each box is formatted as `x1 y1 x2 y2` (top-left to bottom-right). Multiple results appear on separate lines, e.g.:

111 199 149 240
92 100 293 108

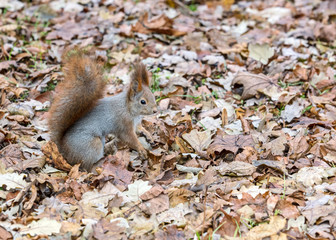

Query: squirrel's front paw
104 141 117 155
138 147 148 159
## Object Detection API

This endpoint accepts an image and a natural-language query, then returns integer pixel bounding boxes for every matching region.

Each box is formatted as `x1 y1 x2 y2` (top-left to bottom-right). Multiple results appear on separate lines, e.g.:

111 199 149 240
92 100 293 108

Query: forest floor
0 0 335 239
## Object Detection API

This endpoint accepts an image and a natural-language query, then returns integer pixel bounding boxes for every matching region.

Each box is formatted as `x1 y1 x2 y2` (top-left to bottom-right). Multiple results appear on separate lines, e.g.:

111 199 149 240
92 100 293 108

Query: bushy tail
48 50 106 147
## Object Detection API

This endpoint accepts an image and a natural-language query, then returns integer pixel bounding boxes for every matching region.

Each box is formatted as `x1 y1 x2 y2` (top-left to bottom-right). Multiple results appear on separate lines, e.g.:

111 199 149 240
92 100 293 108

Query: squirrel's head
127 63 157 116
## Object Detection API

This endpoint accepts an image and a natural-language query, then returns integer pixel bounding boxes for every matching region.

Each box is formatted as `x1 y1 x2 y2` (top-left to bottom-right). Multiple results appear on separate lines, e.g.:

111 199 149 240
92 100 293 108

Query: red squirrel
48 50 157 171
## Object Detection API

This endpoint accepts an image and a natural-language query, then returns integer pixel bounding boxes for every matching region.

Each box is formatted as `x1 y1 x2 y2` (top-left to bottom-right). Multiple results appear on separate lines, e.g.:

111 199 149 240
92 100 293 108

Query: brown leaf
293 64 309 81
30 66 58 80
132 12 187 36
46 20 99 41
216 211 240 237
140 185 164 201
292 117 332 129
190 208 215 233
175 136 193 153
232 72 279 100
98 156 133 188
0 144 23 169
207 29 240 54
69 180 82 201
196 168 216 186
140 194 169 215
60 222 81 236
23 184 37 210
234 146 257 163
301 205 335 225
246 216 286 239
288 134 309 159
182 129 213 154
221 0 235 10
167 188 195 207
264 134 287 156
93 218 127 240
0 226 12 240
155 225 185 240
0 60 17 71
42 141 72 171
276 199 300 219
216 161 256 177
207 134 255 157
156 169 174 185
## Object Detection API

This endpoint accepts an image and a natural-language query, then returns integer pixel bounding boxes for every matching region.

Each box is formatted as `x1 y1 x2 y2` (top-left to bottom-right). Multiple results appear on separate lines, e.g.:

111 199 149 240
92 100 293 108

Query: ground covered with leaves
0 0 335 239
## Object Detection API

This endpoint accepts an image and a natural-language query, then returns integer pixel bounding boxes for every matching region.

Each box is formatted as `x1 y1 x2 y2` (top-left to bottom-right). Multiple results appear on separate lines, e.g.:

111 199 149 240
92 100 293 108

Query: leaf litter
0 0 336 239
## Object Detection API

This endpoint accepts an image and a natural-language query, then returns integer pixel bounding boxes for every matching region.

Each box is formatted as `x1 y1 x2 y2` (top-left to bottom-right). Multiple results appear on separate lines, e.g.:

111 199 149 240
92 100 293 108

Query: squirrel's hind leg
80 136 104 171
63 134 104 171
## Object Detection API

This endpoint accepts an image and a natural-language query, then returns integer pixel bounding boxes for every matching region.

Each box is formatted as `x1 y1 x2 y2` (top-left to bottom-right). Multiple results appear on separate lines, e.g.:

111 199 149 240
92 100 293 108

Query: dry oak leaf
221 0 235 10
157 203 192 226
92 218 127 240
275 199 300 219
154 225 186 240
264 134 287 156
20 218 62 236
176 164 202 174
217 211 241 237
301 204 336 225
245 216 286 240
42 141 72 171
0 226 12 240
288 134 309 159
129 214 158 236
248 43 274 65
60 221 81 236
295 167 331 187
123 180 152 202
280 100 305 123
23 184 38 210
133 12 187 36
182 129 213 154
97 156 133 188
287 216 307 233
237 205 255 219
207 134 255 156
196 168 216 186
0 172 29 190
0 60 17 71
0 144 23 169
252 160 287 174
140 185 164 201
216 161 256 177
232 72 280 100
167 188 195 207
140 194 169 215
292 116 332 129
80 188 118 208
189 208 215 233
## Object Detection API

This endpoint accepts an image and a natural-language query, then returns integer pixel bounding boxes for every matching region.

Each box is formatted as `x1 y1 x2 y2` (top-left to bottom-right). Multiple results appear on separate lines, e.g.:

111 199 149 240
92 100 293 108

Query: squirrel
48 50 157 171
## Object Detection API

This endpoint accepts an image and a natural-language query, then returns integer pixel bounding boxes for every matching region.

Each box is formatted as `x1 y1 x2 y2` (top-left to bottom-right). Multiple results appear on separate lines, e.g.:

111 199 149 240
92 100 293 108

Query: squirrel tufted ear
128 62 149 99
131 63 149 86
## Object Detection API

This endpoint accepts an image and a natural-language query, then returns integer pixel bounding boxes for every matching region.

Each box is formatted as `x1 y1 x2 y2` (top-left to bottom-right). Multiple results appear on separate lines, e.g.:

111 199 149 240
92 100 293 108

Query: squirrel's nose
153 106 158 114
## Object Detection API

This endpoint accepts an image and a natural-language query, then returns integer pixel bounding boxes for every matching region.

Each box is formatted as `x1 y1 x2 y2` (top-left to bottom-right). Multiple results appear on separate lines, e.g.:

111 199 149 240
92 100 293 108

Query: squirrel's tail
48 50 106 147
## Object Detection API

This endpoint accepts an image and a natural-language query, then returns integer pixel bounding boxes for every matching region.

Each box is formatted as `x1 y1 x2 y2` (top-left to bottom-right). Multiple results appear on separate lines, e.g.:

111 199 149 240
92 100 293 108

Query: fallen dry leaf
232 72 281 100
248 43 275 65
42 141 72 171
20 218 62 236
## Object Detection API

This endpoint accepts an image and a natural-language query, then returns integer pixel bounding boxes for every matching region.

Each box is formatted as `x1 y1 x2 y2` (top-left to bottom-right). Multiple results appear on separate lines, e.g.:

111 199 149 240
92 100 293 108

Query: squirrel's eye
140 99 146 105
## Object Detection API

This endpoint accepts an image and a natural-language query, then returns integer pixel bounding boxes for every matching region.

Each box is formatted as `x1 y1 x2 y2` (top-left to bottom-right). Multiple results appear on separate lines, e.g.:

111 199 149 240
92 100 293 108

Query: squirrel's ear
132 63 149 86
128 63 149 99
128 76 142 99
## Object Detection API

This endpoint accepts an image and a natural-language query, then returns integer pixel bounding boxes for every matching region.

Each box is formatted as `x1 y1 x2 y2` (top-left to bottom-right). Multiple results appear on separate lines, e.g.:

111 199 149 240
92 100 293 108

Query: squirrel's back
48 50 106 147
